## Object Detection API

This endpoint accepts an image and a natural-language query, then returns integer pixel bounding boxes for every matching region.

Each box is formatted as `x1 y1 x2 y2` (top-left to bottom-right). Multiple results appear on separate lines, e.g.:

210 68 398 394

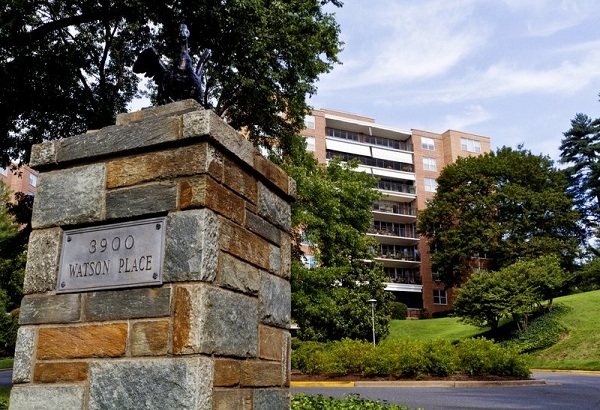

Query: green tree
0 0 343 165
284 150 393 342
560 111 600 234
0 182 27 356
418 146 583 288
454 256 568 330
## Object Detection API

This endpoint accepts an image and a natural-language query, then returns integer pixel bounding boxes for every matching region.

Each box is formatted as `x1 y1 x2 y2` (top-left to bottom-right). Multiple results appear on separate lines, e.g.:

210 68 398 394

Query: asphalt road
291 372 600 410
0 370 11 387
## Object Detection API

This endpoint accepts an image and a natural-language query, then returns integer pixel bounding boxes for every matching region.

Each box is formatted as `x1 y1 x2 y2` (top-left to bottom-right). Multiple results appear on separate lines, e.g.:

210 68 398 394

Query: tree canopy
284 149 392 342
560 110 600 236
454 256 568 329
418 146 584 288
0 0 343 166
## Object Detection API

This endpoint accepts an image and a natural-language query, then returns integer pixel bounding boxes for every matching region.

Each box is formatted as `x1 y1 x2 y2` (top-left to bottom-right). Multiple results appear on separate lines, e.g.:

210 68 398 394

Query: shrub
389 302 408 320
292 337 530 378
502 304 569 353
455 338 529 377
291 393 414 409
0 309 19 357
422 339 457 376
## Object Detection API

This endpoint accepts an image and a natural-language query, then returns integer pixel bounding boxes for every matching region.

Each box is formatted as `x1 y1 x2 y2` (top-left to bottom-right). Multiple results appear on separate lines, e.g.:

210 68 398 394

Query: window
301 254 317 269
304 115 315 130
423 157 437 171
433 289 447 305
29 173 37 187
424 177 437 192
421 137 435 151
304 136 316 151
0 167 6 176
461 138 481 153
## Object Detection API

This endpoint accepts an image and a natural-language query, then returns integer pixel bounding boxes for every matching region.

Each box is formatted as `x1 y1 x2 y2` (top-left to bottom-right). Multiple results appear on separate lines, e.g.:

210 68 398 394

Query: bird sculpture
133 24 210 106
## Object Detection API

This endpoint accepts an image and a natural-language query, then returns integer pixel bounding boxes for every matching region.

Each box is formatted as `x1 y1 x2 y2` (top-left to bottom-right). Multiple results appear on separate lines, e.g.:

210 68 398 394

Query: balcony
376 179 416 195
372 201 415 216
368 228 419 246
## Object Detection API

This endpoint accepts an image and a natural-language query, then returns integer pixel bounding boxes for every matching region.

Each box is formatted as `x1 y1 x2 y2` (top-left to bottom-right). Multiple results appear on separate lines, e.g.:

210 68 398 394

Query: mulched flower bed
291 369 532 382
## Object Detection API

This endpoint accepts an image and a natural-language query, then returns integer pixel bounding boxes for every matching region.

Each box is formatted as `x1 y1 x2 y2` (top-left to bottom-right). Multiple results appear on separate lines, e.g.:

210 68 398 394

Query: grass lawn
384 290 600 371
386 316 486 342
528 290 600 371
0 359 12 370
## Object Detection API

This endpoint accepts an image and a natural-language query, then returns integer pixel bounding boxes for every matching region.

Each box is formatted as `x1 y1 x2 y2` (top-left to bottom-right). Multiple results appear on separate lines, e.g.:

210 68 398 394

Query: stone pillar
10 100 294 410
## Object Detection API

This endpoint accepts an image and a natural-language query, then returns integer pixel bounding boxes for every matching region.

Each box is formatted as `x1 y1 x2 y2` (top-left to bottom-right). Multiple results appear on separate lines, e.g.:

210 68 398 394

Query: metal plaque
57 217 166 293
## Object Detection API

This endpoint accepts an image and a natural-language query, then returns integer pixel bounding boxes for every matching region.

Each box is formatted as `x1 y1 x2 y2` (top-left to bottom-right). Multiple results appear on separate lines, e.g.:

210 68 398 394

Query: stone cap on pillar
29 100 295 200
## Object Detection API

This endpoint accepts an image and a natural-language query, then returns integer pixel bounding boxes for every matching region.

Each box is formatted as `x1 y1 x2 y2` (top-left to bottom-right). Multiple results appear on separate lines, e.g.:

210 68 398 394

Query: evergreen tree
560 110 600 236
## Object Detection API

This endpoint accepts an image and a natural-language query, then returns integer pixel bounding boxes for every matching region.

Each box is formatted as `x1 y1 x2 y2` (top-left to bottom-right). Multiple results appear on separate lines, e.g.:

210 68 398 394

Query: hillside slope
529 290 600 370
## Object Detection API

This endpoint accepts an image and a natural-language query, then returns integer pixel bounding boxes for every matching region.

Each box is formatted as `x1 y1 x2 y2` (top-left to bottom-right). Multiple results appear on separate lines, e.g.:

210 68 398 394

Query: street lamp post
367 299 377 346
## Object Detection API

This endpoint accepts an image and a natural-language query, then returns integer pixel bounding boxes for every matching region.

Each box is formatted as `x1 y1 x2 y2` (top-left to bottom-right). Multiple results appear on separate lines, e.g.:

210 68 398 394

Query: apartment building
301 108 491 316
0 164 38 200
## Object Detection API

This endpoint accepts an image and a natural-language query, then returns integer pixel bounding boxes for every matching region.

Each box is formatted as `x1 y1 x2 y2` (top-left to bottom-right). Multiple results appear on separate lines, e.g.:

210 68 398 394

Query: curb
291 379 547 388
532 369 600 376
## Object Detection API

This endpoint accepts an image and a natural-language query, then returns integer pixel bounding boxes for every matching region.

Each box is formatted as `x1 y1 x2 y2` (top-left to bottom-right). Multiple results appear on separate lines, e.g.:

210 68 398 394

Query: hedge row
292 337 530 378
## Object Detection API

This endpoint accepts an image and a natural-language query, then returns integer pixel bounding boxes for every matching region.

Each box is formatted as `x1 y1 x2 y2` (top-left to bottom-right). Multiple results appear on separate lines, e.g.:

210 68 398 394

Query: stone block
213 388 253 410
105 182 177 219
106 143 221 189
29 141 57 168
20 293 81 325
283 331 292 386
173 285 258 357
116 99 201 126
57 115 182 164
220 218 271 270
246 211 281 245
10 385 85 410
180 176 245 225
223 157 258 203
130 319 170 356
258 182 291 231
240 361 283 387
279 232 292 280
253 153 290 196
37 323 128 359
258 325 285 361
164 209 219 282
218 252 260 295
23 227 62 294
34 362 88 383
12 327 35 384
260 273 291 328
269 244 281 276
82 287 171 321
182 110 255 167
254 389 290 410
88 358 213 410
213 358 241 387
31 163 105 228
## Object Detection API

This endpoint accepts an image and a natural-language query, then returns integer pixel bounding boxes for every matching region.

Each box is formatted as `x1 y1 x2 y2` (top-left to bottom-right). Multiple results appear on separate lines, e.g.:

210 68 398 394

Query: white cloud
408 46 600 105
441 105 492 131
501 0 598 36
318 0 490 90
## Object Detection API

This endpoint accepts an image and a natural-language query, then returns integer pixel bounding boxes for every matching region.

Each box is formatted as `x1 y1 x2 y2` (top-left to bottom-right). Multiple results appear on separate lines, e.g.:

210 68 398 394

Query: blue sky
309 0 600 161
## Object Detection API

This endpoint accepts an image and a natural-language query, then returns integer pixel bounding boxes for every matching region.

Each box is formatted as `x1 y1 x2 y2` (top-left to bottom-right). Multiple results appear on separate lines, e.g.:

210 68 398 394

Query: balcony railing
376 180 416 194
386 274 422 285
368 227 418 239
372 201 416 216
326 127 413 152
376 252 420 262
